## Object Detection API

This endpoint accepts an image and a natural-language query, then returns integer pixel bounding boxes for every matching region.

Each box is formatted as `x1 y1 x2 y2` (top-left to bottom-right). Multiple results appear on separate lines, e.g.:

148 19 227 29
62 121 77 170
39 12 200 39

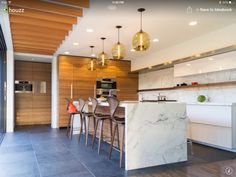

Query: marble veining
139 68 236 103
125 103 187 170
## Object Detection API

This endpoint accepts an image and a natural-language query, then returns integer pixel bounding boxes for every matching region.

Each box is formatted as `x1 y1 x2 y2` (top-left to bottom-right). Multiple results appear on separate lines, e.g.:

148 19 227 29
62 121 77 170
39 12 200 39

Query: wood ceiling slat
12 34 64 42
10 15 72 30
14 44 56 51
13 40 58 48
9 6 77 24
10 0 83 17
11 23 68 36
13 38 61 45
47 0 89 8
14 47 54 55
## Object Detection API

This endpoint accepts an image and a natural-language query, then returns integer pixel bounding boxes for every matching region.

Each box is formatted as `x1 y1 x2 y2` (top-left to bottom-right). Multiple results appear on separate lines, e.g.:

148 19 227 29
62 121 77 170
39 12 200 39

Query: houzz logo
4 7 25 13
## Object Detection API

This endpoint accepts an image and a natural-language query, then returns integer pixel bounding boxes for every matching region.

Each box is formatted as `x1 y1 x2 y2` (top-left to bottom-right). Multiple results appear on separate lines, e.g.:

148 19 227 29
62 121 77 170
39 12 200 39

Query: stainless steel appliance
96 78 117 98
15 80 33 93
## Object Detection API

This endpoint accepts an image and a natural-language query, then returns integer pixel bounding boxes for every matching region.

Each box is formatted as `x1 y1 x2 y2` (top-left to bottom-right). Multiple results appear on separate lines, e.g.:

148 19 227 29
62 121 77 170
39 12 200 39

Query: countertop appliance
96 78 117 98
15 80 33 93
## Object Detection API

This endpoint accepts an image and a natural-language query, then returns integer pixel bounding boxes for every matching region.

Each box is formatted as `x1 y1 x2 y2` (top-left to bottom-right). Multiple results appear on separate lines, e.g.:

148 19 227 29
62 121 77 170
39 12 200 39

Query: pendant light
97 37 108 67
88 46 96 71
132 8 150 51
112 26 126 59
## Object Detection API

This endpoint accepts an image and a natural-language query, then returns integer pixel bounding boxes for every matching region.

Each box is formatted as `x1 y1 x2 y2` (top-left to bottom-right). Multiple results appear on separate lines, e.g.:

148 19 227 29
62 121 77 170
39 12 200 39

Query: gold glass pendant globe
97 52 108 67
112 42 126 59
88 58 96 71
132 30 150 51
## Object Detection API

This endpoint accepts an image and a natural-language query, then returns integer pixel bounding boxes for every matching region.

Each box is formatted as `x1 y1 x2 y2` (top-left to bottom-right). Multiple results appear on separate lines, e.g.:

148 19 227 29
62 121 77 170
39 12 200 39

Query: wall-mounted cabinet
174 51 236 77
58 55 138 127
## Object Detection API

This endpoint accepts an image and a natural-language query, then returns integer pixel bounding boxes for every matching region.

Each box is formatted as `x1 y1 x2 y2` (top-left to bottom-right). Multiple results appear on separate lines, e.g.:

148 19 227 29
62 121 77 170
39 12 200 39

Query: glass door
0 25 7 142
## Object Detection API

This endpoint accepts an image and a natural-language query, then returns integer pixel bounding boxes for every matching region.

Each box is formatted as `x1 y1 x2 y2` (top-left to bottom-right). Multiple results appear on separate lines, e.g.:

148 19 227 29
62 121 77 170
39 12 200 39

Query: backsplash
139 68 236 103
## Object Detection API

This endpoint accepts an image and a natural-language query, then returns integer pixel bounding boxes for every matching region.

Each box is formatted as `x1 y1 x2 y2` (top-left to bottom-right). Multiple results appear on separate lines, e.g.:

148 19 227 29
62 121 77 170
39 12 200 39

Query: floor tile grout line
29 132 43 177
61 136 97 177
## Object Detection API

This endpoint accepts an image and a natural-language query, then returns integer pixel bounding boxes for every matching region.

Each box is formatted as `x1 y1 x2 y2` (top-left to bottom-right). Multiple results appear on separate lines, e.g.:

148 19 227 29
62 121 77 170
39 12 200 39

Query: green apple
197 95 206 102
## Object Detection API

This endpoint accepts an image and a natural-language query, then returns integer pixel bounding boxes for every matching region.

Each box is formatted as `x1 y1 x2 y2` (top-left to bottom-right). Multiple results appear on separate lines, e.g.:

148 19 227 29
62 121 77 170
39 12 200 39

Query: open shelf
138 81 236 92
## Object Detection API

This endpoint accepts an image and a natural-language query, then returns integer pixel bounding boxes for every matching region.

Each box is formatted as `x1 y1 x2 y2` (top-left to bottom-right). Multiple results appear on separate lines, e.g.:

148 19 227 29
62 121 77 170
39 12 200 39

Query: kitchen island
73 101 187 170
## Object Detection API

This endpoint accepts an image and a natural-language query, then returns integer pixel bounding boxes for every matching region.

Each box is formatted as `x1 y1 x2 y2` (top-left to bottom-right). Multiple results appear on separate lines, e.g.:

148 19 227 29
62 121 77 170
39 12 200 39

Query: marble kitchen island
73 101 187 170
123 102 187 170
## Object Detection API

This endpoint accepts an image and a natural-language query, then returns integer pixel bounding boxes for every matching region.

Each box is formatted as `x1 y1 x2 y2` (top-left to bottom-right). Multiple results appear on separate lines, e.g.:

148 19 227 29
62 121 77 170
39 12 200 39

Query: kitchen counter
73 101 187 170
124 102 187 170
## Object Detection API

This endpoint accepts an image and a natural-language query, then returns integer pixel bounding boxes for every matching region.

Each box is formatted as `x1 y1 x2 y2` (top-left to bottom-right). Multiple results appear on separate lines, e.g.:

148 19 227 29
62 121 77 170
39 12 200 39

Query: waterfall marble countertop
123 102 187 170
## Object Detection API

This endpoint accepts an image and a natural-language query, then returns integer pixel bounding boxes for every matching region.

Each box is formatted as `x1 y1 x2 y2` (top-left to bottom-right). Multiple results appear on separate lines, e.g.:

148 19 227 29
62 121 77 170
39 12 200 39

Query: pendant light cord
140 11 143 31
118 28 120 43
102 39 104 52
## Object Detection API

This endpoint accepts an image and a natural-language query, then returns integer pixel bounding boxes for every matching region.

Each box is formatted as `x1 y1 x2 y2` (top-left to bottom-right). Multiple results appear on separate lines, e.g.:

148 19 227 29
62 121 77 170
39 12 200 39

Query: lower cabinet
187 103 236 151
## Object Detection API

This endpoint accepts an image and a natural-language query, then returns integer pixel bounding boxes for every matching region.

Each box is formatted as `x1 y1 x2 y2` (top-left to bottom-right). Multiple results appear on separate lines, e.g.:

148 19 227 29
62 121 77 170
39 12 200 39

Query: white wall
132 24 236 71
51 56 58 128
139 68 236 103
1 1 14 132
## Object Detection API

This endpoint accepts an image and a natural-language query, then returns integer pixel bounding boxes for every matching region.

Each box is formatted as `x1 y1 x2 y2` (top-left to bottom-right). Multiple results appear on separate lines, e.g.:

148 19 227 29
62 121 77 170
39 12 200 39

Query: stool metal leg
119 124 125 168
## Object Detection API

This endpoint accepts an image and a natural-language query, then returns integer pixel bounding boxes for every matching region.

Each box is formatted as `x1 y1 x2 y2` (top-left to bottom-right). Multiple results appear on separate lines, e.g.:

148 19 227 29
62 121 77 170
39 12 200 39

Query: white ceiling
56 0 236 60
14 53 53 63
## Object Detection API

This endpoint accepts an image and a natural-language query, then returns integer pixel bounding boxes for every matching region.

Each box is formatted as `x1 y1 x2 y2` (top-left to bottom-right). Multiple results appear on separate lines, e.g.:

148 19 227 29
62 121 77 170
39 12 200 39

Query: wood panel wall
15 61 51 125
58 55 138 127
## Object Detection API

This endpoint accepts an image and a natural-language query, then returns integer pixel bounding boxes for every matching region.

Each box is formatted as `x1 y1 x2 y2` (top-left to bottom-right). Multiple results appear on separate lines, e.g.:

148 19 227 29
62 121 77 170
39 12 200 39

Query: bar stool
108 97 125 168
83 98 98 146
77 98 87 143
92 99 113 154
66 98 86 141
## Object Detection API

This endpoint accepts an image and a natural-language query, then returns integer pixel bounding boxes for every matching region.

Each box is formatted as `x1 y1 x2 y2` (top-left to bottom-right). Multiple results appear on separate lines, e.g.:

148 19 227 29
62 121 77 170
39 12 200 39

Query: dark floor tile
0 161 40 177
0 144 33 154
36 150 76 164
46 171 94 177
38 159 89 177
0 151 36 164
32 139 68 153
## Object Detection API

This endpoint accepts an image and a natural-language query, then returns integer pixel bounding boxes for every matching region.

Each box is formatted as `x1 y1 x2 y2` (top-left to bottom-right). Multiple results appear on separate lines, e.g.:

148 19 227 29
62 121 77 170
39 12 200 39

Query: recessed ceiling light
91 54 96 57
208 57 214 61
73 42 79 46
64 51 70 54
153 38 159 42
130 49 135 52
107 5 117 10
189 21 197 26
186 63 191 66
86 28 93 33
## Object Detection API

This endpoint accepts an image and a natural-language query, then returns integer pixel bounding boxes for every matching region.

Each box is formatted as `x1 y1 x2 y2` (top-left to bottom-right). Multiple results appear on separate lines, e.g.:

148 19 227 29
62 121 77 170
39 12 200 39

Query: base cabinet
187 103 236 151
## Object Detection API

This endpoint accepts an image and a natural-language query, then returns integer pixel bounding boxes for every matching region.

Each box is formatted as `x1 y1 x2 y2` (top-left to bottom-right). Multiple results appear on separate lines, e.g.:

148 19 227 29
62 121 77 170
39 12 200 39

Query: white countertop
187 102 236 106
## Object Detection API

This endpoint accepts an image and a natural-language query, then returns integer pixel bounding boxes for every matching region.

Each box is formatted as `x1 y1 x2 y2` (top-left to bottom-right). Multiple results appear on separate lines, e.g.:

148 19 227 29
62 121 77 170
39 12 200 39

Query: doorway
0 25 7 143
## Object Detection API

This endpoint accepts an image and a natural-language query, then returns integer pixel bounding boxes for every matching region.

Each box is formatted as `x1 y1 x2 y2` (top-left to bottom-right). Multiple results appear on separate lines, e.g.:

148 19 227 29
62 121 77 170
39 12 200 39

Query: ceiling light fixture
130 49 135 52
86 28 94 33
189 21 197 26
73 42 79 46
153 38 159 42
132 8 150 51
97 37 108 67
112 26 126 60
64 51 70 54
88 46 96 71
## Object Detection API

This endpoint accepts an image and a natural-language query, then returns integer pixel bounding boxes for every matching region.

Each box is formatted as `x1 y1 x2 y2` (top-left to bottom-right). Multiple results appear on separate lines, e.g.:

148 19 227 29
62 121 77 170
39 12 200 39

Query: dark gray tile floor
0 125 236 177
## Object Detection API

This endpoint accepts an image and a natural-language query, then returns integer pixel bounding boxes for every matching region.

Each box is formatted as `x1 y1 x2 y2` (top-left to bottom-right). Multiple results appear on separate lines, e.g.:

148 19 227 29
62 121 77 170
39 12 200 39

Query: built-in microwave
15 80 33 93
96 78 116 89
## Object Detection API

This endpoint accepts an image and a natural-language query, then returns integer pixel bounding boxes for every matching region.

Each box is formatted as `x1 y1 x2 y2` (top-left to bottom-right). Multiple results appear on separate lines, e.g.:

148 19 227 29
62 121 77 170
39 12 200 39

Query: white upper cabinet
174 51 236 77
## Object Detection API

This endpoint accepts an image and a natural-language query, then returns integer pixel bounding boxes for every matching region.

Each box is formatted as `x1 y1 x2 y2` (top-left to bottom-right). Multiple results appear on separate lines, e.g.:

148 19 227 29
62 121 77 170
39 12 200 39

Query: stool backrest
89 97 98 114
107 97 119 117
65 98 71 111
78 98 86 112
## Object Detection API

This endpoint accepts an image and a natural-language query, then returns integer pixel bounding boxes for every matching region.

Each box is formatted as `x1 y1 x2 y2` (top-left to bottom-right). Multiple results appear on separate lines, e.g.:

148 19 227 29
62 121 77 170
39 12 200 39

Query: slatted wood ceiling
9 0 89 55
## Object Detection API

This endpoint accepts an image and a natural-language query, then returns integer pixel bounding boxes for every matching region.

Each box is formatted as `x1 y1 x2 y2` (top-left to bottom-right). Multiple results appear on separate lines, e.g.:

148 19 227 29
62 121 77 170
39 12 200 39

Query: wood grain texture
15 61 51 125
10 0 83 17
48 0 90 8
58 56 138 127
